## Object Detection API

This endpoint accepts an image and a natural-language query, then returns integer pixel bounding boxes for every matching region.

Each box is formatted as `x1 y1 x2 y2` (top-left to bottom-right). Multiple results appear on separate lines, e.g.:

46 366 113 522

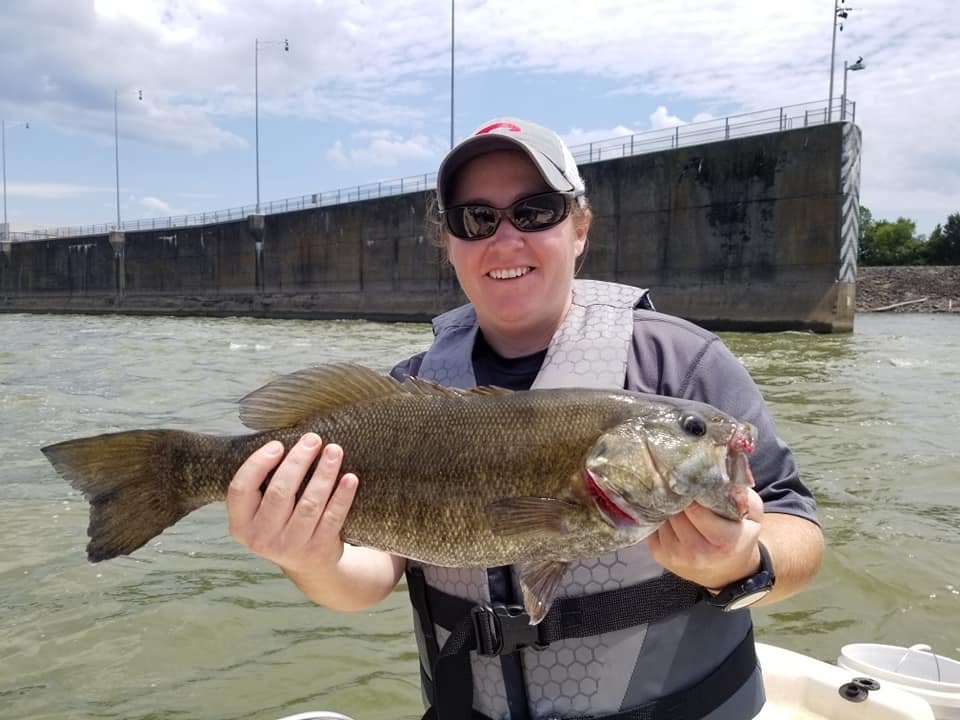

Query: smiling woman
221 116 823 720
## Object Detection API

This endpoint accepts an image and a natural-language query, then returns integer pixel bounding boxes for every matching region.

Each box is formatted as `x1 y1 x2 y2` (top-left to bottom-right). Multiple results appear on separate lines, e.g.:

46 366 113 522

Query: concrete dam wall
0 122 861 332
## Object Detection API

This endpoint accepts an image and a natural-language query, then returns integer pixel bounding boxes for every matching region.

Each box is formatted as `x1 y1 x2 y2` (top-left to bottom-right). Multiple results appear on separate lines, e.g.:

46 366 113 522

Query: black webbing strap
407 567 440 673
428 572 705 644
420 573 707 720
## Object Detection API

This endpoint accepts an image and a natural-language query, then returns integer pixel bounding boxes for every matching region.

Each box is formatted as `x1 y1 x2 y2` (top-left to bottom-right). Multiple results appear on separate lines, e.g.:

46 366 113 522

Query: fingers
282 443 353 547
312 471 358 547
227 440 284 535
685 491 764 548
252 433 324 535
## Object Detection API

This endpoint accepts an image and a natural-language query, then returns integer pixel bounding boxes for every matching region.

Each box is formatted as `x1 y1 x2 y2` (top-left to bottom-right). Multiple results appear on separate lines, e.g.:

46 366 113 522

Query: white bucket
838 643 960 720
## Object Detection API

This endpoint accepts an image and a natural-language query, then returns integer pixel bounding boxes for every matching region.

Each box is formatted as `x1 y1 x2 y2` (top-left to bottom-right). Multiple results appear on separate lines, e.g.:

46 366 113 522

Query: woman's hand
227 433 358 576
647 488 765 591
226 433 405 611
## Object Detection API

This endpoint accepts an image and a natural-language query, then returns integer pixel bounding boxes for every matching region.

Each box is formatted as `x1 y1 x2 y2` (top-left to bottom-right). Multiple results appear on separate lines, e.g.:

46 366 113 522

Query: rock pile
856 266 960 313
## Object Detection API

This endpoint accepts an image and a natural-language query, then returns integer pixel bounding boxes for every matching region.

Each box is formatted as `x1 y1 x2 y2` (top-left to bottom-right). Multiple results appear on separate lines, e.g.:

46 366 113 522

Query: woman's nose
491 216 526 245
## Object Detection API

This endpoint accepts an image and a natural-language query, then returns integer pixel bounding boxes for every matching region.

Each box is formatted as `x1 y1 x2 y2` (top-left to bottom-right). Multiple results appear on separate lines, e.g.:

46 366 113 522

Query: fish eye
681 414 707 437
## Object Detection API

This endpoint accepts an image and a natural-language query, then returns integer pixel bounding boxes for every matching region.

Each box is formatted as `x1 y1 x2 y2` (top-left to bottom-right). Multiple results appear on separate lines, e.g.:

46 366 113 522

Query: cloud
0 0 957 230
138 196 175 213
6 183 110 199
327 131 440 169
649 106 684 130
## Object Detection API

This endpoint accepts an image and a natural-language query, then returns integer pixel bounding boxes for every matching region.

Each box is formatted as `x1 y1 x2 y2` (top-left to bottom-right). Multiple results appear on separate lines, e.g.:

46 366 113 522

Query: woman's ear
574 212 591 257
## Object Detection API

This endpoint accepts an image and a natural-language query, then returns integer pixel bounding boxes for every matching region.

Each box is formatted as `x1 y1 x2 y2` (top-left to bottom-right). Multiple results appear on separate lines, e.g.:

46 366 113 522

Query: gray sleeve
627 313 818 524
390 351 426 381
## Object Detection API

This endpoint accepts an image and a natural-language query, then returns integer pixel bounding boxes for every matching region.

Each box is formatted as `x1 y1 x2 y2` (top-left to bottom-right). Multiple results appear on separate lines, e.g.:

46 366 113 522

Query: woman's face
444 149 588 356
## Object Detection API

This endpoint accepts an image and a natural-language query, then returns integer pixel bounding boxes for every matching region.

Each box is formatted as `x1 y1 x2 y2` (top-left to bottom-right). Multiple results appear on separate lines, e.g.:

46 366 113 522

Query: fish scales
41 363 756 622
296 391 635 567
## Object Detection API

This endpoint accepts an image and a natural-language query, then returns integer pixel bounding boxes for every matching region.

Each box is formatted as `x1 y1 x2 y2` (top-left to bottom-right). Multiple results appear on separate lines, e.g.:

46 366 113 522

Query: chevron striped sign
839 123 862 283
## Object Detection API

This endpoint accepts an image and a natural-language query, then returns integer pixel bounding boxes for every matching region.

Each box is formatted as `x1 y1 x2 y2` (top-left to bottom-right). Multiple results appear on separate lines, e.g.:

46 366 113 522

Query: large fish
42 363 756 623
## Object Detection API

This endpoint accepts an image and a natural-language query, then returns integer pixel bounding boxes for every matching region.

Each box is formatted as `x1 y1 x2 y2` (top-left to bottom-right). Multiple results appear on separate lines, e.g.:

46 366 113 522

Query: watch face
724 587 772 611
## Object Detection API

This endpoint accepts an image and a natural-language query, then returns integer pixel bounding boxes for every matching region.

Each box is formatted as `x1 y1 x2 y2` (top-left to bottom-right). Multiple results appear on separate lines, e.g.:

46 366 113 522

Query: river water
1 312 958 720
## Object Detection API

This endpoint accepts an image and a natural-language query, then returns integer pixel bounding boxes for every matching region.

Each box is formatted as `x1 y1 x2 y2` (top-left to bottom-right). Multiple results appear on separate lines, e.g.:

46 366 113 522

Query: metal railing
4 97 855 243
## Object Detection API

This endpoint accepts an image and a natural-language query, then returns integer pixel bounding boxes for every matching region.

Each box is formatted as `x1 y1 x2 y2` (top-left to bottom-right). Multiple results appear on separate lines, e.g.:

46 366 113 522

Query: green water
1 313 958 720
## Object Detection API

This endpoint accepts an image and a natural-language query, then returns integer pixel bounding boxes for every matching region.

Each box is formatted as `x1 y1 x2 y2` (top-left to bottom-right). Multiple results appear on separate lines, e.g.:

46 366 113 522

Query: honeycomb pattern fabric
518 544 663 718
414 279 657 719
534 279 647 391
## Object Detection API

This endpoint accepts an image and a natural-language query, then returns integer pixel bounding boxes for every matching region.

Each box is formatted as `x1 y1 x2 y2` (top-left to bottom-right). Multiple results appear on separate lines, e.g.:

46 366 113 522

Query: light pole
450 0 455 149
114 88 143 229
254 37 289 214
841 56 865 121
2 120 30 243
828 0 855 122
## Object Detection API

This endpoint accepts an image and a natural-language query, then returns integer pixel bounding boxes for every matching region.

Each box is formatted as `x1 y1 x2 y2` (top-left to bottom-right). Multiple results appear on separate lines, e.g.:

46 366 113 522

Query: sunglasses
441 191 578 241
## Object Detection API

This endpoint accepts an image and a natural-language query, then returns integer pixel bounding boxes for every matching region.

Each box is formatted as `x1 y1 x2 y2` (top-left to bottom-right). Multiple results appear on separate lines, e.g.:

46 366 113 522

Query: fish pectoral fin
487 497 578 538
518 560 570 625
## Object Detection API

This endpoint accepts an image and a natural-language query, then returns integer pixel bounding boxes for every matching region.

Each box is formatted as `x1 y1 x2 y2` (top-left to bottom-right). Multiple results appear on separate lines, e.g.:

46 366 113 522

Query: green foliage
859 212 927 266
858 205 959 266
924 213 960 264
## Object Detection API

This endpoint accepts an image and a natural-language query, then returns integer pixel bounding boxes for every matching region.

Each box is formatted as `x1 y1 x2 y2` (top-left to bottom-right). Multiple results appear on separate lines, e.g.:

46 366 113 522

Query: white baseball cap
436 118 585 212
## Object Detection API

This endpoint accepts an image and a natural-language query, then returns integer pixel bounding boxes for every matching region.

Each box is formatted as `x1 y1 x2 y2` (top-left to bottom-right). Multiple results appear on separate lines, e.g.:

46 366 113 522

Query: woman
227 118 823 720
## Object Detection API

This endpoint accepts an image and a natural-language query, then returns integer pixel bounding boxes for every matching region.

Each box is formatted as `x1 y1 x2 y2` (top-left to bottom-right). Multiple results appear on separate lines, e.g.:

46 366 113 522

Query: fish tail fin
42 429 211 562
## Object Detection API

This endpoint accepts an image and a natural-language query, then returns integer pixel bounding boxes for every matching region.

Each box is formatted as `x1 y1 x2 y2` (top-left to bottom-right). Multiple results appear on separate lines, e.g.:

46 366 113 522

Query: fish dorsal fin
402 376 513 398
238 363 514 430
239 363 407 430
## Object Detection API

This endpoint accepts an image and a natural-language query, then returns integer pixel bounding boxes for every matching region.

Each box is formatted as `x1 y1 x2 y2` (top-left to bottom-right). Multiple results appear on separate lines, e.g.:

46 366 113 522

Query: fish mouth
720 424 757 518
725 423 756 488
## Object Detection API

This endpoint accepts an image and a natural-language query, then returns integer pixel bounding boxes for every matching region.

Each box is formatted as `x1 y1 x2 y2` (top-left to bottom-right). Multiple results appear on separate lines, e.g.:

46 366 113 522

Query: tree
859 215 926 266
859 205 873 242
925 213 960 264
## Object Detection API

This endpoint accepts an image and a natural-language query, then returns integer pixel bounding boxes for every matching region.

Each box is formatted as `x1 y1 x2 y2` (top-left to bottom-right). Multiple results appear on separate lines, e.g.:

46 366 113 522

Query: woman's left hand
647 488 765 590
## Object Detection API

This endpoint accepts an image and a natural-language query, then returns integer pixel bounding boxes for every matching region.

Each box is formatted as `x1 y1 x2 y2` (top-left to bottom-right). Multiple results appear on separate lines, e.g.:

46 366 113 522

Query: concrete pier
0 123 861 332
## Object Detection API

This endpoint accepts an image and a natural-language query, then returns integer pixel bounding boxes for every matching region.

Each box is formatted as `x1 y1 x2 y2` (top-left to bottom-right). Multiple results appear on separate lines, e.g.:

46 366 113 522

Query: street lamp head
850 57 866 71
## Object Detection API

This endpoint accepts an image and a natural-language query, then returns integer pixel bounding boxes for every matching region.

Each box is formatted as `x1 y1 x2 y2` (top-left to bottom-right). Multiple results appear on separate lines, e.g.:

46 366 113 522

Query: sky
0 0 958 237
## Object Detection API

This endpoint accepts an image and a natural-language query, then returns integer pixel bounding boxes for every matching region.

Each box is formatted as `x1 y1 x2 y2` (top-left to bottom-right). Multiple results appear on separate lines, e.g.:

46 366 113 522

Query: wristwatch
707 541 776 612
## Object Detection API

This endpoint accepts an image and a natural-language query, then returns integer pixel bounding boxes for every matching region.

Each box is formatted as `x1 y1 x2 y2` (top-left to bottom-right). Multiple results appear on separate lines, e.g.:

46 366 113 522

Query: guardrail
4 97 855 243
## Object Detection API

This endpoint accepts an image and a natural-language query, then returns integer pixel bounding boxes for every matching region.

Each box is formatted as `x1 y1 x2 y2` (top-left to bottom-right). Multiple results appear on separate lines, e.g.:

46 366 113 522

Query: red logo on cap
475 122 521 135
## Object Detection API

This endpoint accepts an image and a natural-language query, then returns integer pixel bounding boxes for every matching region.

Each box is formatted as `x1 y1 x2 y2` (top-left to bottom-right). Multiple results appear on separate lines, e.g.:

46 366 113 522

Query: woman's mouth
487 266 532 280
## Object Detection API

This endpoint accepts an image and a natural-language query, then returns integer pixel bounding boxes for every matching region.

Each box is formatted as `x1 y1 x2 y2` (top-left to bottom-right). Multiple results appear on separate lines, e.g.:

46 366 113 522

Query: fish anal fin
518 560 570 625
487 497 578 538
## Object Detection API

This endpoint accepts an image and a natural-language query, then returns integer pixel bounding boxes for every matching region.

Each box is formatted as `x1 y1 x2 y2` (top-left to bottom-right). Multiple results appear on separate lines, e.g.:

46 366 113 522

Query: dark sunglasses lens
447 205 499 240
509 194 568 231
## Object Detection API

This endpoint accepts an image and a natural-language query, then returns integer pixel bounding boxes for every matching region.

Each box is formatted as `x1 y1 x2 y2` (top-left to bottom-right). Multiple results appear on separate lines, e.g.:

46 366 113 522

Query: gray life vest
408 279 764 720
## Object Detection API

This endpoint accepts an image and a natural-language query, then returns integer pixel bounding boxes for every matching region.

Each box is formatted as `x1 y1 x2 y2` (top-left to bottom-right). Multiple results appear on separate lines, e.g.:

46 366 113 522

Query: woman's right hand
226 433 358 576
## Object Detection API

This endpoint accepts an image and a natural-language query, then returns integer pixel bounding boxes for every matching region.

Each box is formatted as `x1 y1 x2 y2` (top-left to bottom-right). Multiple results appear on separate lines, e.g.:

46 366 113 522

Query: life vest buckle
470 603 545 656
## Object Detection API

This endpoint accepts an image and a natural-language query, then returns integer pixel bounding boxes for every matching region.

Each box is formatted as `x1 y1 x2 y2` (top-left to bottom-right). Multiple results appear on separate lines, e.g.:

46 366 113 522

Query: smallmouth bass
42 363 756 623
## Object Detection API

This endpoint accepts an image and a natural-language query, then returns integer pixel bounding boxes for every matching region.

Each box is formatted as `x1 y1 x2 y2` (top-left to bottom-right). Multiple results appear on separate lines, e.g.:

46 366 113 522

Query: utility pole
255 38 290 214
828 0 855 122
450 0 455 149
2 119 30 242
842 57 866 120
114 89 143 228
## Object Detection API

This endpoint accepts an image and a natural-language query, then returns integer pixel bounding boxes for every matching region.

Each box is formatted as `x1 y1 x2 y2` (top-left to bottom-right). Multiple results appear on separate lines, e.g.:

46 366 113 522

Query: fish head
583 399 756 527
